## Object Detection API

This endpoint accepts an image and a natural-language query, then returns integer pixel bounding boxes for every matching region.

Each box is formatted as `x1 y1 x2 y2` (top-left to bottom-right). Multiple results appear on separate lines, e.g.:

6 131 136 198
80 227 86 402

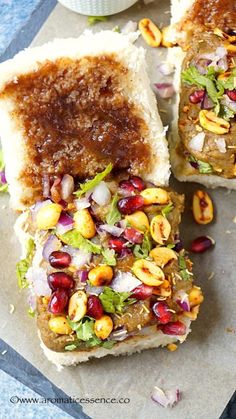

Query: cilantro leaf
217 68 236 91
182 66 220 105
0 150 8 193
188 155 213 174
101 340 116 349
219 105 235 121
113 26 121 33
161 203 174 217
65 344 78 351
16 238 35 289
76 319 95 341
178 255 191 281
27 308 35 318
99 287 134 314
74 164 113 198
102 248 116 266
60 229 102 254
133 233 151 259
105 194 121 225
88 15 108 26
167 243 175 249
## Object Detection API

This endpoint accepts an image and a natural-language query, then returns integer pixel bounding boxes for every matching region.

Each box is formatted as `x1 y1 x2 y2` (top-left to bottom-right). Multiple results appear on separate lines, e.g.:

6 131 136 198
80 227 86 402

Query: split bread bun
167 1 236 188
0 30 170 211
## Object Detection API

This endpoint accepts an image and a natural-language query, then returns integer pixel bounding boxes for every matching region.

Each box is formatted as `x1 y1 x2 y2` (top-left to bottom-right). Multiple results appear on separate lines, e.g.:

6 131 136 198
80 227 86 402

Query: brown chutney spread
2 55 152 204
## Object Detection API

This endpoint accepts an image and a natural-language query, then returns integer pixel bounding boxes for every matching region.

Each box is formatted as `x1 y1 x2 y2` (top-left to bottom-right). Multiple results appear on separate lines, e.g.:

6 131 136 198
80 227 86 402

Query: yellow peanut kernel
188 286 204 307
88 265 113 286
140 188 170 205
150 215 171 244
199 110 230 134
48 316 72 335
68 291 87 322
167 343 178 352
36 203 62 230
74 209 96 239
149 246 177 267
139 18 162 47
132 259 164 287
125 211 150 232
192 190 214 225
94 315 113 340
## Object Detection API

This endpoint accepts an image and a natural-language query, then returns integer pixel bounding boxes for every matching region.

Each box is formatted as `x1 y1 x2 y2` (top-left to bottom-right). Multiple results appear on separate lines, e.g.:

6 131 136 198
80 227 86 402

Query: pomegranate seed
159 320 186 335
87 295 104 319
129 175 145 191
226 89 236 101
108 237 126 253
131 284 153 300
152 302 172 324
124 227 143 244
49 251 71 269
189 90 205 104
190 235 215 253
119 180 135 194
47 272 75 290
48 289 68 314
117 195 144 215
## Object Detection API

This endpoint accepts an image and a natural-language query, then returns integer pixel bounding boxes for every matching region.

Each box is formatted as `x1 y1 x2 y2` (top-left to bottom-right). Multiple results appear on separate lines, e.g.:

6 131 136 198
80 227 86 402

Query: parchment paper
1 1 235 418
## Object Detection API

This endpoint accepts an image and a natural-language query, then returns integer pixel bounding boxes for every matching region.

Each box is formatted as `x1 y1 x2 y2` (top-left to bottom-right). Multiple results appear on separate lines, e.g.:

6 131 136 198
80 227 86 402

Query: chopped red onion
157 62 174 76
42 235 61 261
50 177 61 203
42 174 50 198
0 170 7 184
27 292 37 311
99 224 124 237
201 92 214 109
154 83 175 99
62 245 91 267
56 212 74 235
174 290 190 312
108 327 128 341
196 47 228 72
215 138 226 154
92 181 111 206
75 197 91 210
26 267 51 297
221 94 236 112
85 285 104 295
61 174 74 200
151 386 180 408
77 270 89 282
121 20 137 34
189 132 205 152
111 271 141 293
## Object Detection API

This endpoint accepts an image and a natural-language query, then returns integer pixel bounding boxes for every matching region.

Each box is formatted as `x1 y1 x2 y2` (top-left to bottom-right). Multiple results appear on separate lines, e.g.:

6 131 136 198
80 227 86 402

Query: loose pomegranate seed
129 175 145 191
226 89 236 101
47 272 75 290
48 289 68 314
108 237 126 254
189 90 205 104
87 295 104 319
159 320 186 335
153 302 172 324
131 284 153 300
117 195 144 215
119 180 135 194
123 227 143 244
49 251 71 269
190 235 215 253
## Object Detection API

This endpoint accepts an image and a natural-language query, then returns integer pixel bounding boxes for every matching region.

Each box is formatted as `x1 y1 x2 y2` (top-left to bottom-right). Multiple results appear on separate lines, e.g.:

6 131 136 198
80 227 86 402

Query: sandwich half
0 30 203 365
167 0 236 188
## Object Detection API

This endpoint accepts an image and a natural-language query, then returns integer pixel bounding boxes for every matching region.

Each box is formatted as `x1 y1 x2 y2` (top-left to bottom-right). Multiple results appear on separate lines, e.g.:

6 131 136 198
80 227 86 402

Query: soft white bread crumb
0 30 170 211
170 0 195 24
39 321 191 366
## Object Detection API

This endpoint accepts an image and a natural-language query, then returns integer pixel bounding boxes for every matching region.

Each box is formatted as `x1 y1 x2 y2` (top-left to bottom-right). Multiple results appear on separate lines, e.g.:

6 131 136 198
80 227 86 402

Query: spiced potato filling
179 31 236 178
16 168 203 353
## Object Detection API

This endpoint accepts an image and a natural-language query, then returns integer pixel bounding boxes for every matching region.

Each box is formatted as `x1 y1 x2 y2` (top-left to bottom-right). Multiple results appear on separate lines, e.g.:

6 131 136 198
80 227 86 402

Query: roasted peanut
150 215 171 244
125 211 149 232
139 18 162 47
188 286 204 307
199 110 230 134
48 316 72 335
167 343 178 352
74 209 96 239
224 43 236 53
68 291 87 322
132 259 164 286
192 190 213 225
88 265 113 286
152 279 172 297
36 203 62 230
140 188 170 205
149 246 177 267
94 315 113 340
